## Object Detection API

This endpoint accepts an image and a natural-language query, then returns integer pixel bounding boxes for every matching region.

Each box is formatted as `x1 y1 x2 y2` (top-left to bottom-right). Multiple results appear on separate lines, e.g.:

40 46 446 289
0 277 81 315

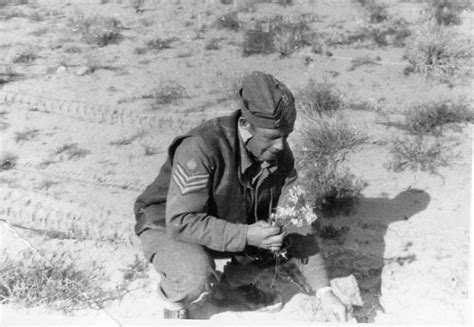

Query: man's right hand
246 220 285 251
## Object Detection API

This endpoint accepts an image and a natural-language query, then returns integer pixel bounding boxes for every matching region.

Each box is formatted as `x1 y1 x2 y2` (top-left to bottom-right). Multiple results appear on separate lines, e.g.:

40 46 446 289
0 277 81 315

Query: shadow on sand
319 188 431 322
190 189 430 321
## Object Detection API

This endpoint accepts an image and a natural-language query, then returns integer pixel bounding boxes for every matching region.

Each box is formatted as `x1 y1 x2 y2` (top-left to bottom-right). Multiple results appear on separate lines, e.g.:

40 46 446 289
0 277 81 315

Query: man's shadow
316 188 431 322
191 189 430 320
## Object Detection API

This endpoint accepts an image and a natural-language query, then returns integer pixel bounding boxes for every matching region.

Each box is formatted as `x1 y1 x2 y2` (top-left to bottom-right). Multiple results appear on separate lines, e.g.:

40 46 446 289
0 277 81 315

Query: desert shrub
428 0 471 26
14 128 39 143
0 151 17 171
405 98 474 135
109 131 146 146
54 143 90 160
12 47 37 63
242 24 275 56
69 12 123 47
330 18 411 47
404 23 472 81
307 168 367 216
205 38 221 50
298 79 343 117
145 81 188 109
270 15 319 57
0 251 126 314
215 11 240 31
295 115 367 166
215 70 248 100
145 37 178 50
294 113 367 216
242 14 319 57
348 55 380 71
385 135 459 174
121 255 149 281
131 0 145 13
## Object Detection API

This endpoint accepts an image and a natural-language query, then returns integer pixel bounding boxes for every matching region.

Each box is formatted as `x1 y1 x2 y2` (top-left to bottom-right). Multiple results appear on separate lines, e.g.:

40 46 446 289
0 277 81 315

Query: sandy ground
0 0 472 325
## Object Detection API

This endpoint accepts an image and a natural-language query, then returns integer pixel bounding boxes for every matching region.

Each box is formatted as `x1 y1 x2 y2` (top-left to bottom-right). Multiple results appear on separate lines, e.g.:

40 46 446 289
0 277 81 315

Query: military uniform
134 109 329 310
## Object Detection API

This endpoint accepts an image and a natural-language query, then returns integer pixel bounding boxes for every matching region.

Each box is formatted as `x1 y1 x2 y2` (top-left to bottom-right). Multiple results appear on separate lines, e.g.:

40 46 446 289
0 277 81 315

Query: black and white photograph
0 0 472 325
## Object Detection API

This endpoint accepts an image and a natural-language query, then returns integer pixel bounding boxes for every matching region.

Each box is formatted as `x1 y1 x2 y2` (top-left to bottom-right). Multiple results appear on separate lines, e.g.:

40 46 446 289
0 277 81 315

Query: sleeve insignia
173 163 209 195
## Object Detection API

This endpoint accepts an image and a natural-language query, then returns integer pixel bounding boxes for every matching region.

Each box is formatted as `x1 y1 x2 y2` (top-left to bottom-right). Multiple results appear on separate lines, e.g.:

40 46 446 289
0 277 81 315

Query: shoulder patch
173 163 209 195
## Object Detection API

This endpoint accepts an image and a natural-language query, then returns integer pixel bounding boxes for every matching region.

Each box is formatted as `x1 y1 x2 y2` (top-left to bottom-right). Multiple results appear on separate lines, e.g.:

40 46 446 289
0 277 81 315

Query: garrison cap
239 71 296 133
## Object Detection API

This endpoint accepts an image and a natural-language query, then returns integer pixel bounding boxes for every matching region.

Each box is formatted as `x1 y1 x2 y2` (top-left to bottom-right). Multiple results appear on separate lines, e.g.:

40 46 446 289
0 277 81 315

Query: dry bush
403 23 472 82
328 18 411 47
121 255 149 281
12 47 37 63
109 130 146 146
205 38 221 50
242 15 320 57
54 143 90 160
14 128 39 143
0 151 17 171
270 15 320 57
215 11 240 31
215 70 248 101
242 24 275 56
294 108 367 216
348 55 380 71
427 0 471 26
0 251 127 314
144 81 188 109
354 0 389 23
69 11 123 47
404 98 473 135
133 37 177 55
297 79 343 117
385 135 460 175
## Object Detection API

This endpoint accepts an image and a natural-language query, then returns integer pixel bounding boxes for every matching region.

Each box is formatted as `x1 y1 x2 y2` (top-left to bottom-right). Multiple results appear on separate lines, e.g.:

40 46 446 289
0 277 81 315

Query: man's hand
246 220 285 251
320 291 347 322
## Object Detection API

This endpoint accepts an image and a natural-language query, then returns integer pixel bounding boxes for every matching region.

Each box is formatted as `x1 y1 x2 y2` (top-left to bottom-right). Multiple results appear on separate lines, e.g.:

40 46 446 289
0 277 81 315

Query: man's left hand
320 291 348 322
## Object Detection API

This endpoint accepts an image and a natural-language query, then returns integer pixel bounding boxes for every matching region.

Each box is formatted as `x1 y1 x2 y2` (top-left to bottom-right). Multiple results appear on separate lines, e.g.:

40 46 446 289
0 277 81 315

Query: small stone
56 66 67 74
76 66 91 76
330 274 364 306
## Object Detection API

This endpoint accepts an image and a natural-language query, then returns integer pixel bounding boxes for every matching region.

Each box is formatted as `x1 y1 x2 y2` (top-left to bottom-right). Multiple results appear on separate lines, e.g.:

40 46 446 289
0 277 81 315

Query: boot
163 308 188 319
210 275 283 313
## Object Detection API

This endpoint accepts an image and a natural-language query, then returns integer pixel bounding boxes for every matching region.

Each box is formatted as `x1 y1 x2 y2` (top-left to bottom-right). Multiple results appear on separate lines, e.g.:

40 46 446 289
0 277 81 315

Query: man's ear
239 117 253 132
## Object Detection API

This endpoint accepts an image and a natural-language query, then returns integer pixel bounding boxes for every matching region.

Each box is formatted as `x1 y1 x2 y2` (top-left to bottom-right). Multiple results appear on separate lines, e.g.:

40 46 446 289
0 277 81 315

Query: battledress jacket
133 109 297 253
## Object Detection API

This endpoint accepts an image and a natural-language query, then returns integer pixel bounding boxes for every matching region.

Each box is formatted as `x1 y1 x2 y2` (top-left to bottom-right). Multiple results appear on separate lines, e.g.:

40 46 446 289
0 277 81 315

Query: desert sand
0 0 472 325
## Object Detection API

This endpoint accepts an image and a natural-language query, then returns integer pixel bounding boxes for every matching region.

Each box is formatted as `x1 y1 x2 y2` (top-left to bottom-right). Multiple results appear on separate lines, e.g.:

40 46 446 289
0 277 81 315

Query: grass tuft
428 0 471 26
12 47 37 64
404 23 472 82
14 128 39 143
0 151 18 171
54 143 90 160
145 81 188 109
294 111 367 216
215 11 240 31
69 12 123 47
385 135 459 175
0 251 126 314
242 24 275 56
297 79 343 117
109 131 146 146
404 98 473 135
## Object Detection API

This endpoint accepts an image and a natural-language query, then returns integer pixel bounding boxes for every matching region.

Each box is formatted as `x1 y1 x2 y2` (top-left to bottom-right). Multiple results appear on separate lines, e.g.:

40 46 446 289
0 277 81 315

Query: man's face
246 126 291 162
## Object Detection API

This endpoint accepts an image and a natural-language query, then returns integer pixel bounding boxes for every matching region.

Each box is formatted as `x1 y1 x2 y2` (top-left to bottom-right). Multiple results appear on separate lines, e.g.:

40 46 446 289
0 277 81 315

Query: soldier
134 71 347 321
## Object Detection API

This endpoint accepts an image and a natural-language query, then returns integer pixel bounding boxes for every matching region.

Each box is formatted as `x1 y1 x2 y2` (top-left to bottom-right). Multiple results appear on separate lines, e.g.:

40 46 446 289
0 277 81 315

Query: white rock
330 274 364 306
76 66 91 76
56 66 67 74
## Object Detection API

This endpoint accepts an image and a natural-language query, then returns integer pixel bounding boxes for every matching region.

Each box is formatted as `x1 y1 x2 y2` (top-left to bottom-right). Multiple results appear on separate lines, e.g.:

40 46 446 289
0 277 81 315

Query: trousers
139 227 329 310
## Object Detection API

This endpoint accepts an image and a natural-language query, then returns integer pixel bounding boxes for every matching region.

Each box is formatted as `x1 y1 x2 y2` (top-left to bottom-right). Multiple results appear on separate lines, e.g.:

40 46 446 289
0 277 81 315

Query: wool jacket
133 110 297 253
